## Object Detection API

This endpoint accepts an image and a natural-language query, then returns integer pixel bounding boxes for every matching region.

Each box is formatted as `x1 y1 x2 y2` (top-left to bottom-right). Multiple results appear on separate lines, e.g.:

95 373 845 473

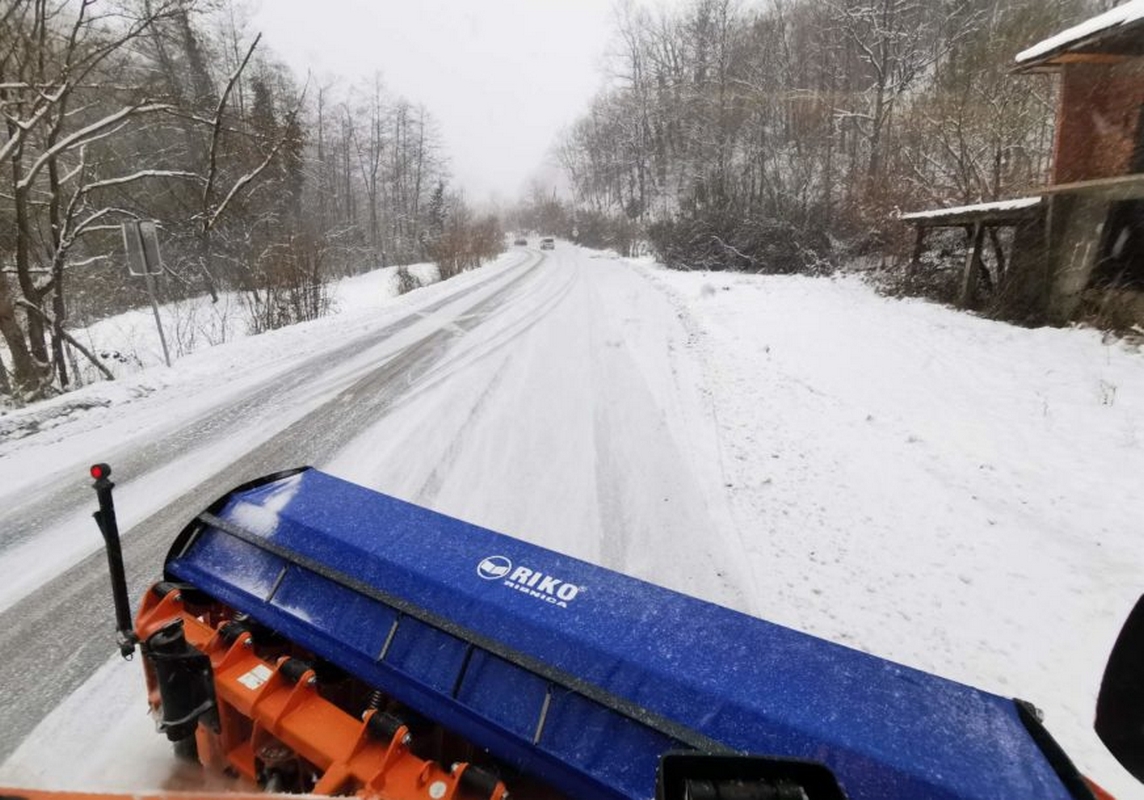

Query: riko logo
476 555 582 608
477 555 512 580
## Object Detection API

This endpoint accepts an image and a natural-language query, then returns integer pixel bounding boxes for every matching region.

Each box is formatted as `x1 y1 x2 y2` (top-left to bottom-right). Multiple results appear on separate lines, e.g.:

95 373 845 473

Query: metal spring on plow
366 688 384 709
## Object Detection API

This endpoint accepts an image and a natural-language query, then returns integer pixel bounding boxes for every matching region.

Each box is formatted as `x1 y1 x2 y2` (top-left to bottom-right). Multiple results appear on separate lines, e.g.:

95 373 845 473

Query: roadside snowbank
0 261 440 425
0 262 451 448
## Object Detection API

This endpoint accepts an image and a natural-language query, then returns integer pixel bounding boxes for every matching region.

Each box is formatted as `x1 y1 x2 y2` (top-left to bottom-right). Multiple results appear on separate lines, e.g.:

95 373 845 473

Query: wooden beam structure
1033 172 1144 202
959 222 987 308
900 197 1043 229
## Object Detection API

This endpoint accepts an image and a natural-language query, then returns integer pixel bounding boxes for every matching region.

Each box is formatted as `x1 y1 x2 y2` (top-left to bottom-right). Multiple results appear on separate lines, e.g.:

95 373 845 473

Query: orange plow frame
132 586 508 800
4 791 276 800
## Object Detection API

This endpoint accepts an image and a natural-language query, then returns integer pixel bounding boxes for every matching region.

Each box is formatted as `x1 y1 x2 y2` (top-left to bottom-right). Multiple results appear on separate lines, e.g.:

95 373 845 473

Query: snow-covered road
1 244 1141 798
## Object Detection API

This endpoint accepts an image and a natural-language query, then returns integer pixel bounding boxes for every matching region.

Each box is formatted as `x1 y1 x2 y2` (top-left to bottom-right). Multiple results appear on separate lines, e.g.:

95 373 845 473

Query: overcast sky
249 0 621 206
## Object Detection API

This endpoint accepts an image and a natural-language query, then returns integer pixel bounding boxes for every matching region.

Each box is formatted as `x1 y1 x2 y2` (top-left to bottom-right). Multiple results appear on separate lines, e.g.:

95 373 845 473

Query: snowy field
0 245 1141 799
642 265 1144 799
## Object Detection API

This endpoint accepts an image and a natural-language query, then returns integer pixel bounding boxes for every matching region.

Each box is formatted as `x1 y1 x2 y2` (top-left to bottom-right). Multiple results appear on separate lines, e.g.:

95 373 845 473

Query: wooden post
1042 195 1056 315
908 225 926 280
988 226 1006 281
959 221 985 308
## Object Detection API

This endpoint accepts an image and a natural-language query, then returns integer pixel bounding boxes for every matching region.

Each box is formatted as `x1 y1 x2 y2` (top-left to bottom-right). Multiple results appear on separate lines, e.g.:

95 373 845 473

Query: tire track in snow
344 256 580 506
413 355 513 506
399 255 579 401
621 261 764 612
583 266 754 612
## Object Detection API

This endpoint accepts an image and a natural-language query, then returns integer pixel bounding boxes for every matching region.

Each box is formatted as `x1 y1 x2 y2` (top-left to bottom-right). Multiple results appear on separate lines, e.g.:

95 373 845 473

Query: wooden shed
902 0 1144 326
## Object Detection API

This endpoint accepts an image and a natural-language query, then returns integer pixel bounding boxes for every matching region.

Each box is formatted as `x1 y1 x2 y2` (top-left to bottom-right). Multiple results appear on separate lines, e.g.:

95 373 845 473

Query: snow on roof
898 196 1042 222
1016 0 1144 65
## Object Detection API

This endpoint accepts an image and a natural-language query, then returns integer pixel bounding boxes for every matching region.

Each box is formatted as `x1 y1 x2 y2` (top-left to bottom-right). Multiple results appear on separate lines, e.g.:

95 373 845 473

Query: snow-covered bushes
647 210 832 275
568 210 643 258
240 234 334 335
394 266 422 296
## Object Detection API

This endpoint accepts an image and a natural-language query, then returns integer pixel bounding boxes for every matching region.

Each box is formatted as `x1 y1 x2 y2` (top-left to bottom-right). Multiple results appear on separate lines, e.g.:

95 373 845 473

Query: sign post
122 220 171 368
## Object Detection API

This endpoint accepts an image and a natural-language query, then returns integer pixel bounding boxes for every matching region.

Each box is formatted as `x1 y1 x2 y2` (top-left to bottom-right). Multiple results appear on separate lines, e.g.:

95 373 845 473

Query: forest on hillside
0 0 1126 404
551 0 1106 274
0 0 501 402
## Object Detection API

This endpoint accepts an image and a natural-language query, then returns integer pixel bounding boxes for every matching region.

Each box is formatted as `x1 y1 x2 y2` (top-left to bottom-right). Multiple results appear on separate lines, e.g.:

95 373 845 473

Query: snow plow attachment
100 468 1112 799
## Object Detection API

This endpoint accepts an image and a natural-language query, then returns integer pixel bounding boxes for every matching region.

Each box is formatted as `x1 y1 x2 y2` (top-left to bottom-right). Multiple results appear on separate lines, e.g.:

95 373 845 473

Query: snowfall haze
250 0 617 202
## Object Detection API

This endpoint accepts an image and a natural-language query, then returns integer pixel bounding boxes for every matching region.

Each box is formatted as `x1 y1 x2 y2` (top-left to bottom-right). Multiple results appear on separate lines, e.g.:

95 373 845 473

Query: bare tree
0 0 192 396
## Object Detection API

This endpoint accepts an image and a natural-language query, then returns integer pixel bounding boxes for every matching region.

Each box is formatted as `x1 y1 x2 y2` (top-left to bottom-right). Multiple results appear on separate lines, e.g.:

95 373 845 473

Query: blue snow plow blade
166 468 1085 800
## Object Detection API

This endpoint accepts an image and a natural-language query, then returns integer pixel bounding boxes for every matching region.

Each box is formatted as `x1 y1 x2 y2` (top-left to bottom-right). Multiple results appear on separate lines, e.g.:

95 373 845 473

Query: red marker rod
90 464 136 658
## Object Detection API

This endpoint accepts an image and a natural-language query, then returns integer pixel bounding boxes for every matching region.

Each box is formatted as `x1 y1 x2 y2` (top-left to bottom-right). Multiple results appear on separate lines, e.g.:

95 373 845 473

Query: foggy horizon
250 0 622 204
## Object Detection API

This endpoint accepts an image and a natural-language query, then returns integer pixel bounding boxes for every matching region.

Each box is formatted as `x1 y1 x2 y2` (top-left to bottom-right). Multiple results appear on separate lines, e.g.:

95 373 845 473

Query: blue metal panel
166 469 1078 800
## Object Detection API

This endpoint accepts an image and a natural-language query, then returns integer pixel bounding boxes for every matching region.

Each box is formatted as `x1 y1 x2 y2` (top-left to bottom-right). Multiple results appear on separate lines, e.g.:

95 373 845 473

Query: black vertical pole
91 463 136 658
